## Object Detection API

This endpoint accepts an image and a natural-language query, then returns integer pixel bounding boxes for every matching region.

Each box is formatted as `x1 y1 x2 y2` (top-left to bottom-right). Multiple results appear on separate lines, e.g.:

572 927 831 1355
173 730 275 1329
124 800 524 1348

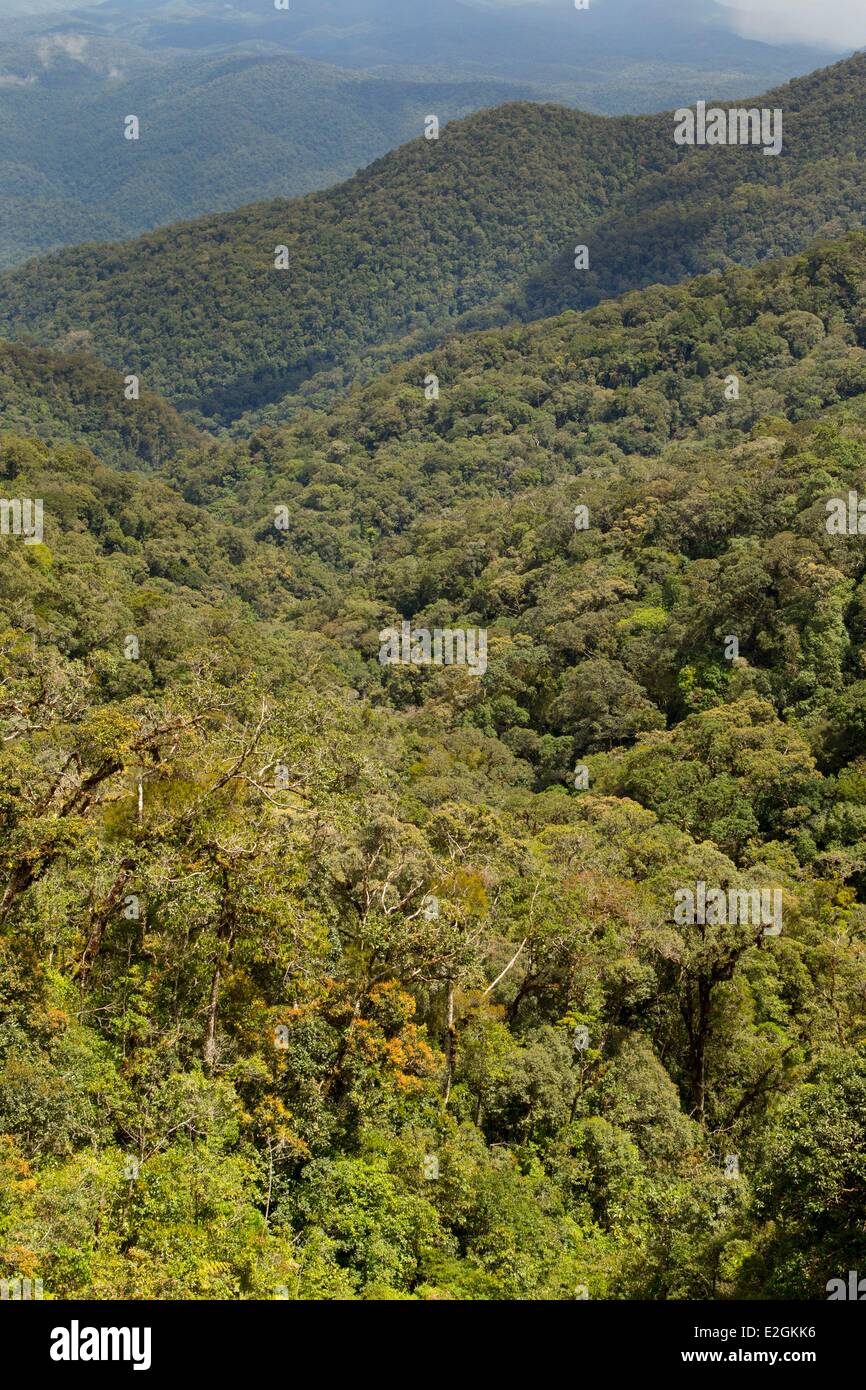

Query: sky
717 0 866 49
467 0 865 51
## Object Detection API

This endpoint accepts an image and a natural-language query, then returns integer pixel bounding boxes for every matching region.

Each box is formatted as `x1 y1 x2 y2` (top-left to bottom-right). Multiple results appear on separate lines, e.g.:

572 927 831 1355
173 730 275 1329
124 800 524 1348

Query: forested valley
3 226 866 1299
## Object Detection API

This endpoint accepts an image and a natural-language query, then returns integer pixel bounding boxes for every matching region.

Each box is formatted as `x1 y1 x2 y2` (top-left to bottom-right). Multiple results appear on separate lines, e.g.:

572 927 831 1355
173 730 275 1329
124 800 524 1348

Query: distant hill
56 0 841 115
496 53 866 325
0 30 540 268
0 100 673 423
2 52 866 428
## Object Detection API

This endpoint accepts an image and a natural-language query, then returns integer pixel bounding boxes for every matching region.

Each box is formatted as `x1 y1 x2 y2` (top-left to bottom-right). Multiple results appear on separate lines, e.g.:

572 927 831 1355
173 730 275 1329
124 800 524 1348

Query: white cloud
717 0 866 49
474 0 862 48
36 34 89 67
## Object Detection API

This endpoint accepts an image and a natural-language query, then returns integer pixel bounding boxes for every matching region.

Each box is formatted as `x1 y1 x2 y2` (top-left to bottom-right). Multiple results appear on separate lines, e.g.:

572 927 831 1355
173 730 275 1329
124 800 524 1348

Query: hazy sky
476 0 862 51
717 0 866 49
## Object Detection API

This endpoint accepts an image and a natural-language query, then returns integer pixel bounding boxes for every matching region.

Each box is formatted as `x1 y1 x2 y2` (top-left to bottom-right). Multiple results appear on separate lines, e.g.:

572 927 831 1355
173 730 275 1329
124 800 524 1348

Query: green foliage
2 234 866 1301
0 341 197 470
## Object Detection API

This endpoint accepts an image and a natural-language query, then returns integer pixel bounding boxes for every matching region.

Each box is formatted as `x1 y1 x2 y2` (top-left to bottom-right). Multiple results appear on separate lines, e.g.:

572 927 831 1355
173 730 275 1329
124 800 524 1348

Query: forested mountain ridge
0 100 672 425
3 50 866 429
0 32 543 269
174 231 866 548
2 233 866 1298
498 51 866 327
0 0 838 271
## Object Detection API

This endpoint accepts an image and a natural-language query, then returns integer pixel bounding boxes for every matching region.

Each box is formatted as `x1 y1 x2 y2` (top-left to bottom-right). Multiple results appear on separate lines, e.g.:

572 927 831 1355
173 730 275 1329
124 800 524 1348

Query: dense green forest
0 101 672 424
0 341 197 471
2 52 866 429
3 234 866 1299
499 54 866 326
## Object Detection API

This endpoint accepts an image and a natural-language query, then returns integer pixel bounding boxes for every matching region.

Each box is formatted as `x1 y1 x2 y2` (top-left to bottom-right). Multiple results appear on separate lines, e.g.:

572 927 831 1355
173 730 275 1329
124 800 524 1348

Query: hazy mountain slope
0 32 539 268
3 53 866 429
60 0 840 114
0 0 838 269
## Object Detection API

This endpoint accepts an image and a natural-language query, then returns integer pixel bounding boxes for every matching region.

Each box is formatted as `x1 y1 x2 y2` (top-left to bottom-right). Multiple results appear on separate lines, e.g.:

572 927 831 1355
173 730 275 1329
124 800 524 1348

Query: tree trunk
203 962 221 1075
442 977 455 1102
691 979 711 1121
